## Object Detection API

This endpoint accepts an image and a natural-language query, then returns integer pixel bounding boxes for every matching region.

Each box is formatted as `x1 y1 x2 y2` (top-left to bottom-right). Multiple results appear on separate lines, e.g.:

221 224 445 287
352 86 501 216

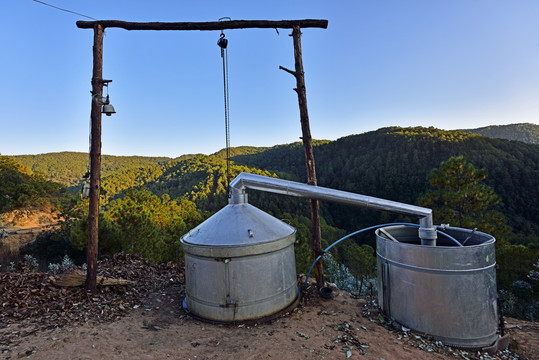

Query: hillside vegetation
6 126 538 245
0 155 65 214
3 126 538 320
461 122 539 144
10 152 177 186
6 127 538 243
231 127 538 244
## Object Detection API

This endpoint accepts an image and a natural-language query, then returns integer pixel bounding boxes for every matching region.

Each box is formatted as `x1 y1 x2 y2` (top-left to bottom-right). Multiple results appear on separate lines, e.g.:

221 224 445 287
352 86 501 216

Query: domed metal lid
181 203 295 248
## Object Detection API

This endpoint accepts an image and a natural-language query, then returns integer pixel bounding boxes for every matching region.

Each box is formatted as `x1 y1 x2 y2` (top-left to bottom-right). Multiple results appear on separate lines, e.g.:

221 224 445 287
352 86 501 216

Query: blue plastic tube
304 222 461 286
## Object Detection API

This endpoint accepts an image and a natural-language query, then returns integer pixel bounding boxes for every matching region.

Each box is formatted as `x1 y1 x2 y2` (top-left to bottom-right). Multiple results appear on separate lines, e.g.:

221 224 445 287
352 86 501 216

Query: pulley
217 33 228 49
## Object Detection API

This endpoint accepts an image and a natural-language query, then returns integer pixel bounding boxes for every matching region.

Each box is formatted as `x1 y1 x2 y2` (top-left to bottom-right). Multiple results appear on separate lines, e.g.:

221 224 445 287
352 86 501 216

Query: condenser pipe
229 172 437 245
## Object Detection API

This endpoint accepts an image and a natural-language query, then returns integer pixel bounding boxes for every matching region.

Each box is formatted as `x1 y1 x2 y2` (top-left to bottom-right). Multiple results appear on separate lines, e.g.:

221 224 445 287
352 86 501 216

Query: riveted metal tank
376 225 499 349
180 200 298 322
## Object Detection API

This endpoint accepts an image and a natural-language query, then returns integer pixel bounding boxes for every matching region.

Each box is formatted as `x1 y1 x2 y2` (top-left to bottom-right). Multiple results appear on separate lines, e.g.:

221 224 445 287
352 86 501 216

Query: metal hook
218 17 231 37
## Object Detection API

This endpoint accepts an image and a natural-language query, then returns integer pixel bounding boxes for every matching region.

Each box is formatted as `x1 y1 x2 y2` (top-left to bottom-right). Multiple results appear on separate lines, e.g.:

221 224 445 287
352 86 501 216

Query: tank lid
181 203 295 247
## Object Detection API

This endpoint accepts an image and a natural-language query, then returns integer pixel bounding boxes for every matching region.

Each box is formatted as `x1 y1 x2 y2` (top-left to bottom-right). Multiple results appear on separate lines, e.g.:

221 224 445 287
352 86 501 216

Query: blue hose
304 222 462 287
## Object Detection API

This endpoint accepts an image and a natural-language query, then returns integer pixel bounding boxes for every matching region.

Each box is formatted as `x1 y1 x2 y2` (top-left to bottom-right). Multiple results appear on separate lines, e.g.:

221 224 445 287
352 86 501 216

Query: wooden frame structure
76 19 328 293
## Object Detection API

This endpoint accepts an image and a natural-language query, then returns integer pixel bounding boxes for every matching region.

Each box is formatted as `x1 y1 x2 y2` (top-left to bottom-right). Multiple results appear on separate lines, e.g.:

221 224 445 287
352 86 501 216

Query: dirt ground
0 218 536 360
1 279 537 360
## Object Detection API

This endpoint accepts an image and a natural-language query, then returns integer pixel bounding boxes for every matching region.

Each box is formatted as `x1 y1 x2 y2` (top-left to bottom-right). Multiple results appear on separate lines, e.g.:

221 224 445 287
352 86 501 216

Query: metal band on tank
376 252 497 275
186 284 298 309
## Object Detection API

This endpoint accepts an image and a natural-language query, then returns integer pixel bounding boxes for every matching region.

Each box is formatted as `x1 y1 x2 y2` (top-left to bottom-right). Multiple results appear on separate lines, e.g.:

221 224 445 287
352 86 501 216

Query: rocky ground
0 253 537 360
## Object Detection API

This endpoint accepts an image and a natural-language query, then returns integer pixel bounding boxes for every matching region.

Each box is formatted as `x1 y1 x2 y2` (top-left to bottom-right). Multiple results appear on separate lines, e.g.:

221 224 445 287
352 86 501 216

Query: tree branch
279 66 297 78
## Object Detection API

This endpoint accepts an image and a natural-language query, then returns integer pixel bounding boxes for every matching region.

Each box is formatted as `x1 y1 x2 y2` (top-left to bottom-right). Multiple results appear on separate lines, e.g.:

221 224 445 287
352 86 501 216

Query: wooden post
280 25 324 288
86 24 104 294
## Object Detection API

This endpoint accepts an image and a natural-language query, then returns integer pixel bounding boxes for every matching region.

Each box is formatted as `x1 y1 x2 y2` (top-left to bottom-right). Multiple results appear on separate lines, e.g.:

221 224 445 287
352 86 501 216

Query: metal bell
102 103 116 116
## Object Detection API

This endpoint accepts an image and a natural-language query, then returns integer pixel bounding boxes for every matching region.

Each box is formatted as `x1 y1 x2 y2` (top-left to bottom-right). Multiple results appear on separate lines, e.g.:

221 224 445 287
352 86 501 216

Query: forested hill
230 127 539 242
461 123 539 144
9 152 178 186
0 155 65 213
211 146 270 159
5 126 538 244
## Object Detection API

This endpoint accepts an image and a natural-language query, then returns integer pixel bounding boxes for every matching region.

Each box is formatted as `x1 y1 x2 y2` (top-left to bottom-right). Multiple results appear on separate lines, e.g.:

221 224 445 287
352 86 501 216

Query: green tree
418 156 539 320
105 188 204 262
340 243 376 294
58 188 205 263
0 155 64 214
418 156 509 240
496 244 539 320
56 195 120 257
496 244 537 290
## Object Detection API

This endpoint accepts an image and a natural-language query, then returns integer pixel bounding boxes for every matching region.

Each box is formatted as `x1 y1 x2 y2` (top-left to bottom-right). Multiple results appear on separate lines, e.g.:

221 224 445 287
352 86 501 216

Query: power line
31 0 97 21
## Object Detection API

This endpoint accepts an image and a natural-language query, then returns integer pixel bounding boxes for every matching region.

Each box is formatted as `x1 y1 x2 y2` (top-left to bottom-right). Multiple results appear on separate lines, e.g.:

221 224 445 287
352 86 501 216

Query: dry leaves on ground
0 253 184 346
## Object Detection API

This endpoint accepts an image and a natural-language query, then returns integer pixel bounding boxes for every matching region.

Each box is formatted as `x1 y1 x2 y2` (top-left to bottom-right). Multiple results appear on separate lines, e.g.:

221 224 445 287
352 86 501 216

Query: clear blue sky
1 1 538 157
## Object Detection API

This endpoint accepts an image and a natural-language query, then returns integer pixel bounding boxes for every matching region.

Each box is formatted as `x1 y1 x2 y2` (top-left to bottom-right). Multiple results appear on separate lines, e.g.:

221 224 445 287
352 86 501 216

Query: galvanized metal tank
180 202 298 322
376 225 499 349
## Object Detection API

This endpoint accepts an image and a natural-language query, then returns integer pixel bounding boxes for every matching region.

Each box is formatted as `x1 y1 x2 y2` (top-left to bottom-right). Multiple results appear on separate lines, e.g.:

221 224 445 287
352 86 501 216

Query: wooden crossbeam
76 19 328 31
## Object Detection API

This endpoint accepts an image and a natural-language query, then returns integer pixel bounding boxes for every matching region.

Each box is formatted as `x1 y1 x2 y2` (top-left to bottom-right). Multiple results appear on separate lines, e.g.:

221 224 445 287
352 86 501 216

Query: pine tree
418 156 509 240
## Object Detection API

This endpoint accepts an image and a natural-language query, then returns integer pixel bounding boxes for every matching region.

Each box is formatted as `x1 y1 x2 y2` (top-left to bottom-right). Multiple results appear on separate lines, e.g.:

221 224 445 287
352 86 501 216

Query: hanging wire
218 22 231 194
31 0 97 20
223 44 231 191
87 113 92 178
82 98 92 198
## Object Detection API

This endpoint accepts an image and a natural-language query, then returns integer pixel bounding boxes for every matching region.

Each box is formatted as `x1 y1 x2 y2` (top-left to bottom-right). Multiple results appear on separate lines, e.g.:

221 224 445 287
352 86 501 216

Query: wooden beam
76 19 328 31
86 23 104 295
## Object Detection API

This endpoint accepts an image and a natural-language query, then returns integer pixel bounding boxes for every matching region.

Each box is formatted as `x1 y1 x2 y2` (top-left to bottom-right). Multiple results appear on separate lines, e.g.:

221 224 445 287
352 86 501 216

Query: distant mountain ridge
460 123 539 144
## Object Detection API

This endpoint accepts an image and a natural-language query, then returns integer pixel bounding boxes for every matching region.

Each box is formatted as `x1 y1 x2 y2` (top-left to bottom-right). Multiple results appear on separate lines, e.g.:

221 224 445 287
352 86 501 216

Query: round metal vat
376 225 499 349
180 202 298 322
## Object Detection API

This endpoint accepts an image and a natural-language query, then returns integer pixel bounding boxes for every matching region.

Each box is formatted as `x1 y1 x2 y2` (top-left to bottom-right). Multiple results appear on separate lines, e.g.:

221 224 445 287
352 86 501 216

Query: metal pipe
229 172 437 245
